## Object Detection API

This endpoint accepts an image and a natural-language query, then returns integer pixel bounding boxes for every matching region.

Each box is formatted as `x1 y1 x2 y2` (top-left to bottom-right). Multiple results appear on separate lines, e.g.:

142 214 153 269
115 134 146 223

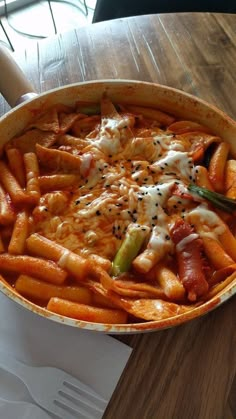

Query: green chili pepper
76 104 100 115
111 224 148 276
188 184 236 213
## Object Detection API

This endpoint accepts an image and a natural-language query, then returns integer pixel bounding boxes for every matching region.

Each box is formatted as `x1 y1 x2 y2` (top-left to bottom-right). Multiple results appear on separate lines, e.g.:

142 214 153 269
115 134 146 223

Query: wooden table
0 12 236 419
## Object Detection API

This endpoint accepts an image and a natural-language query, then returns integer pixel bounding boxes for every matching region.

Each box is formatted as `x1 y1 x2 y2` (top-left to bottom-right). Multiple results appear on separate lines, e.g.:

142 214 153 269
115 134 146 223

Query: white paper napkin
0 292 132 418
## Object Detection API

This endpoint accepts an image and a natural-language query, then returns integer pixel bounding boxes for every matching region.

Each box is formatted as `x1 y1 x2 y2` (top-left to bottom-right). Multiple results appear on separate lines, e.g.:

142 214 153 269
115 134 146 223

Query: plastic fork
0 352 108 419
0 397 51 419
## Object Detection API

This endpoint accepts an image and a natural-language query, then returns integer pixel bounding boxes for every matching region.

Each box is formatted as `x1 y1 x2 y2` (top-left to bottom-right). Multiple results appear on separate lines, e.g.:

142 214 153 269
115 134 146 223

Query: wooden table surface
0 12 236 419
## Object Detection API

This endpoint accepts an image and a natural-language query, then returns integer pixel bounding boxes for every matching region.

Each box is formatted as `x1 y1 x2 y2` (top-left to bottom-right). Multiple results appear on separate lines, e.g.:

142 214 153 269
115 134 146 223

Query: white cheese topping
58 249 70 269
187 204 226 239
150 150 193 181
176 233 199 252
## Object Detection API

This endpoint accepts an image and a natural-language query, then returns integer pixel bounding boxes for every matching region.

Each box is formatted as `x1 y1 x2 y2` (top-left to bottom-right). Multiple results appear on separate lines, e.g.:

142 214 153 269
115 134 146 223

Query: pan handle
0 45 38 108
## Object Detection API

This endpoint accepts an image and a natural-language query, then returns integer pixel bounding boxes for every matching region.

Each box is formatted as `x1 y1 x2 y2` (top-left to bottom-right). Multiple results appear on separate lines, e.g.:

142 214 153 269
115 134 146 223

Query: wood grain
0 13 236 419
111 297 236 419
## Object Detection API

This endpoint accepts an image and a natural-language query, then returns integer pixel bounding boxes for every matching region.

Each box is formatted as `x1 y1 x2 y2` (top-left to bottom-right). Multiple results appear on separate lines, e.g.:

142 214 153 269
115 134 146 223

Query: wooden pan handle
0 45 37 108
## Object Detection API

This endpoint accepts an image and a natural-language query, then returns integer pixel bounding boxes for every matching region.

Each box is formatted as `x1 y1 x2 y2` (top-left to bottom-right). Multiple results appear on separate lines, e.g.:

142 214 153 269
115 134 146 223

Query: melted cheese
29 107 218 267
176 233 199 252
187 204 226 240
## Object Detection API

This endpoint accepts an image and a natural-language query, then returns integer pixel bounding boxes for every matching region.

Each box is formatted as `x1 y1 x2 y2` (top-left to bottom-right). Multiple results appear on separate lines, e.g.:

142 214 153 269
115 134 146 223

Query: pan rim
0 78 236 333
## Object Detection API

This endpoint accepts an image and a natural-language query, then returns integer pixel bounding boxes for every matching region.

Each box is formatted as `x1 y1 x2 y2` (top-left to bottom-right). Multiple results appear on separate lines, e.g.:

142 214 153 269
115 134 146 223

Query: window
0 0 35 16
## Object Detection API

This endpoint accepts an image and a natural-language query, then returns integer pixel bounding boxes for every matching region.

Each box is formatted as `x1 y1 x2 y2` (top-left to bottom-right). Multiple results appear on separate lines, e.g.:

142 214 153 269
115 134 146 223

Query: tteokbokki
0 95 236 324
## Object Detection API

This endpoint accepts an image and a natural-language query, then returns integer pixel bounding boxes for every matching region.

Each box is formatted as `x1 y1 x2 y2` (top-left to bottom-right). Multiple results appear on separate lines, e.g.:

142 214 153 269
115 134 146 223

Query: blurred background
0 0 96 51
2 0 235 52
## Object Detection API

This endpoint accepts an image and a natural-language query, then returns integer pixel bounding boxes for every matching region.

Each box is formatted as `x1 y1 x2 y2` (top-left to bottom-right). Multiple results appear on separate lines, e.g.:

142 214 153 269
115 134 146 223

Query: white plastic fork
0 352 108 419
0 397 52 419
